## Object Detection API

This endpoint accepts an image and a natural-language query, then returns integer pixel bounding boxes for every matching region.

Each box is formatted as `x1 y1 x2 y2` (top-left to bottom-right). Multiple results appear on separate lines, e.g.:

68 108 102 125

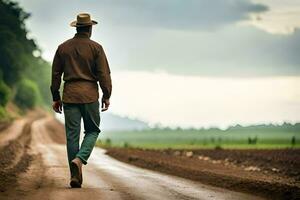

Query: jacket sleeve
50 48 63 101
95 46 112 99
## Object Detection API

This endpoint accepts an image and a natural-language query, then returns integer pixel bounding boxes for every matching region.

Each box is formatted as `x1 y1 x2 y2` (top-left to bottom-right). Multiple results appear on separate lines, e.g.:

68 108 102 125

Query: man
50 13 112 188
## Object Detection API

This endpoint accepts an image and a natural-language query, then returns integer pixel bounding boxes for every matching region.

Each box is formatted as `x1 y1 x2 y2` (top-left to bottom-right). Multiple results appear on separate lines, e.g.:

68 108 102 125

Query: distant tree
248 137 258 145
13 79 41 109
253 136 257 144
105 138 112 147
123 142 130 148
291 136 296 147
0 80 10 106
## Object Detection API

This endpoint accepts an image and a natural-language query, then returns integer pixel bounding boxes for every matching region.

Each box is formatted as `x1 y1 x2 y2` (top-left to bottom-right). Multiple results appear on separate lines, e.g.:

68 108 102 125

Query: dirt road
0 116 265 200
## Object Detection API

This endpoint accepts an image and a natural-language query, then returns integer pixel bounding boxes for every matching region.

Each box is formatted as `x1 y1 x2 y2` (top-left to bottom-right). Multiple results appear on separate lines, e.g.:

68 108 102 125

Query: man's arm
50 48 63 113
95 46 112 111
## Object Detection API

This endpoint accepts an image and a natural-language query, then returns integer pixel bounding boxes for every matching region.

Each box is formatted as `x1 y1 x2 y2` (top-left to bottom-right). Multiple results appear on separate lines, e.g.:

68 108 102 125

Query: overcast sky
16 0 300 128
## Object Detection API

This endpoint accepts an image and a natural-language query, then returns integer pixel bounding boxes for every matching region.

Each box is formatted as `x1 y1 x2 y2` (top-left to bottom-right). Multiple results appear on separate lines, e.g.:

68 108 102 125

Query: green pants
63 101 100 175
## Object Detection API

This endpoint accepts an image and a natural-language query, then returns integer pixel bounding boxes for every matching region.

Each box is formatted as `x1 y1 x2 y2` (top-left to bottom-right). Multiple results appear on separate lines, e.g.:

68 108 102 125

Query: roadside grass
97 129 300 149
96 141 300 149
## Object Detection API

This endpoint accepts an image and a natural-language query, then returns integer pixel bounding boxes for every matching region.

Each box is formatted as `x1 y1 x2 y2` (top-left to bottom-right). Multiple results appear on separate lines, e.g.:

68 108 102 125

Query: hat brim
70 20 98 27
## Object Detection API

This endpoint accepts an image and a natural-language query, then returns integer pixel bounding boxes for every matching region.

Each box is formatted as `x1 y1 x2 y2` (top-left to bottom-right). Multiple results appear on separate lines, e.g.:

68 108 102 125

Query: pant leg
76 101 100 165
63 103 82 175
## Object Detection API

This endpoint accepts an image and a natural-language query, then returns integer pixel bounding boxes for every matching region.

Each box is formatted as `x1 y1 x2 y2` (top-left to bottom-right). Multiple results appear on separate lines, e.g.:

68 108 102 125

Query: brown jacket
50 32 112 103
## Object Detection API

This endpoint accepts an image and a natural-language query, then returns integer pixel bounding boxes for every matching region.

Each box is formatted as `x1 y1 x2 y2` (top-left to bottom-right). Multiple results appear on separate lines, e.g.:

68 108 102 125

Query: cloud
18 0 268 31
15 0 300 77
244 0 300 35
90 0 268 30
103 25 300 77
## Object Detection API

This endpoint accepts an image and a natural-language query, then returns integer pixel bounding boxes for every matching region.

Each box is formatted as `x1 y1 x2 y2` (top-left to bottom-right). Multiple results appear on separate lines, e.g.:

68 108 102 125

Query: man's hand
101 98 110 112
52 100 62 114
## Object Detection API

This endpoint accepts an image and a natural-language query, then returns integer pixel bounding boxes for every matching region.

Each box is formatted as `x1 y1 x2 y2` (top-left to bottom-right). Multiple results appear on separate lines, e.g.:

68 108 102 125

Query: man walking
50 13 112 188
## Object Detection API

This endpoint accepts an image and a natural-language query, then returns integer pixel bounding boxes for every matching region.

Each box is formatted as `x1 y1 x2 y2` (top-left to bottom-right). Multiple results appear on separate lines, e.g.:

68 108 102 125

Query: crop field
98 124 300 149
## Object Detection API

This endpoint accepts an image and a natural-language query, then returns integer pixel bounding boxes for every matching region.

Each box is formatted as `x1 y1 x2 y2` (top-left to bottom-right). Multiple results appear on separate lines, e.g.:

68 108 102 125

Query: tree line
0 0 51 119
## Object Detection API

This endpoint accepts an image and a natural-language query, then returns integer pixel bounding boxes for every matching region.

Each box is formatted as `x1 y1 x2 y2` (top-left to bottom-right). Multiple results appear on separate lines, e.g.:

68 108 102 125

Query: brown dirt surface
0 110 68 200
0 121 11 133
44 117 66 144
106 148 300 200
0 109 46 194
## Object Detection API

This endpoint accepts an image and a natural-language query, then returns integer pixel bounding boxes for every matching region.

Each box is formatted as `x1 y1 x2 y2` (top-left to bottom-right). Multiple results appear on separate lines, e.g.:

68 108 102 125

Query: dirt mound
44 118 66 144
106 148 300 200
0 121 11 133
0 120 33 193
0 110 46 193
191 149 300 180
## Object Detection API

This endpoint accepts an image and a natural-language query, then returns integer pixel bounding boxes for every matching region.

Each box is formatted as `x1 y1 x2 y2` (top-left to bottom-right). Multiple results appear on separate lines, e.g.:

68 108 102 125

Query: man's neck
74 32 90 38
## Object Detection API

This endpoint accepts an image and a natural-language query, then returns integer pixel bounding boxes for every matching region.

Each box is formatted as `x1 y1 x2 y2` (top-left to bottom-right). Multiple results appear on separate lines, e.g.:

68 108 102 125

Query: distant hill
225 122 300 132
174 122 300 133
56 111 300 132
100 112 149 131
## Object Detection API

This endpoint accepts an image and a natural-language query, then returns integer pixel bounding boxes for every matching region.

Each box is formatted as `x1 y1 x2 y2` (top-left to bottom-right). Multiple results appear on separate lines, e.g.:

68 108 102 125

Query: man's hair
76 25 91 33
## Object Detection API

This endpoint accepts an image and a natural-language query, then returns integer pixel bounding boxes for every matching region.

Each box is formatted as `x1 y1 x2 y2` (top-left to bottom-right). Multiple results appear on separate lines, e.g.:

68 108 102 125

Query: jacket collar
74 32 90 38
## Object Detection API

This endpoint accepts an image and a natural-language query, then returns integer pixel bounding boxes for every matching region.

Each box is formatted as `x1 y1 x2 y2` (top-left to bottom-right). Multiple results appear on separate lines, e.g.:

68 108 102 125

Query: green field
97 123 300 149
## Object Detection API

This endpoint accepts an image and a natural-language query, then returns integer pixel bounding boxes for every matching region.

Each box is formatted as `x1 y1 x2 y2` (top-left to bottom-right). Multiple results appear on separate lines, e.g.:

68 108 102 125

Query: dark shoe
70 176 81 188
71 158 83 185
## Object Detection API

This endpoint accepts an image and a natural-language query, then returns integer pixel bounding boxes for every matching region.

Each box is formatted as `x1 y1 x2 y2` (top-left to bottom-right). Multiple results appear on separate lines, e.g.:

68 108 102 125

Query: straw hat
70 13 98 27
